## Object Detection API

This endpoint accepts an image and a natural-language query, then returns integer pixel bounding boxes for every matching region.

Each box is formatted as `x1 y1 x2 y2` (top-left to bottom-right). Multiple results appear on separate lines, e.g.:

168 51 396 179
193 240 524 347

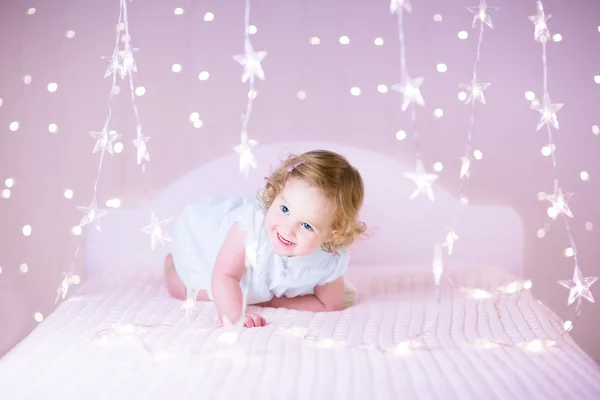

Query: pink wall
0 0 598 362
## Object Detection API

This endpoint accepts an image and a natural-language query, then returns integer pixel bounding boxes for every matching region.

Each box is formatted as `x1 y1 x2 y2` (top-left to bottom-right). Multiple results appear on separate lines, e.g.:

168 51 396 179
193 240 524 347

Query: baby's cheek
302 236 322 252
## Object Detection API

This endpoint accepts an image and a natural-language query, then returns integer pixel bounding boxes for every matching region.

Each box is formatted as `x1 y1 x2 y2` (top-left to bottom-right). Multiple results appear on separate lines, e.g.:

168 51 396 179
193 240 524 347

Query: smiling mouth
277 232 293 246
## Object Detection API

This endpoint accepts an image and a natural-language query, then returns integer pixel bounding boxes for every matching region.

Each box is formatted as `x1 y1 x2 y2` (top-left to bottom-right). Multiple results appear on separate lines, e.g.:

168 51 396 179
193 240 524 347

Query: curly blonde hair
261 149 367 253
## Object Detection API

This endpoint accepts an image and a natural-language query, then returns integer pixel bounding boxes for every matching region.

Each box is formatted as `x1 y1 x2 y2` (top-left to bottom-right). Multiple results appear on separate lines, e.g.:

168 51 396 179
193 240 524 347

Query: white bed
1 142 599 400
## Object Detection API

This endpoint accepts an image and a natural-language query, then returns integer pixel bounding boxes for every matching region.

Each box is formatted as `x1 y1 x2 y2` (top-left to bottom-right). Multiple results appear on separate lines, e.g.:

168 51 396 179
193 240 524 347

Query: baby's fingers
243 315 256 328
244 313 266 328
256 315 266 326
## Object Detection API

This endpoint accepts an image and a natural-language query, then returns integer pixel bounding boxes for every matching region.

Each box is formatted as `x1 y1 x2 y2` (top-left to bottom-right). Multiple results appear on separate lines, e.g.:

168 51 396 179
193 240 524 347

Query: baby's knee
164 254 186 300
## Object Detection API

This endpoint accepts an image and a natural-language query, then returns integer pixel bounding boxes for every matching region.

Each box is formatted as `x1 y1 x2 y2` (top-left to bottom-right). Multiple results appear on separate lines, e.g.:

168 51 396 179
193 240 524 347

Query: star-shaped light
460 157 471 179
444 229 459 255
218 317 242 344
132 126 150 165
233 131 258 179
534 98 563 131
403 160 438 201
141 212 172 250
391 74 425 112
390 0 412 14
55 270 80 304
459 79 491 105
182 287 199 322
233 38 267 84
90 128 121 155
558 266 598 312
77 198 108 230
118 48 137 79
543 188 573 219
467 1 497 29
529 1 551 43
103 50 123 79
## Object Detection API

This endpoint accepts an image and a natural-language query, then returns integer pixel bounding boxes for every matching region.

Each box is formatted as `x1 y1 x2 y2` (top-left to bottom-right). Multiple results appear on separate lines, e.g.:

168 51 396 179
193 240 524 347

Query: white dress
170 196 350 305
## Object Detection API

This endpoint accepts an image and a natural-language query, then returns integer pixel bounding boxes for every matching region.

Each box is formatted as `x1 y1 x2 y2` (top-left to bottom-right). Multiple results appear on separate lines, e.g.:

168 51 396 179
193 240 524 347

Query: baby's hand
243 312 266 328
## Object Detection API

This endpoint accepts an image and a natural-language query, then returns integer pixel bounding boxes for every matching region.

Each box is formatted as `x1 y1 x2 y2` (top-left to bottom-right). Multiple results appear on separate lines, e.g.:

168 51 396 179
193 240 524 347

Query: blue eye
301 222 313 231
280 205 289 214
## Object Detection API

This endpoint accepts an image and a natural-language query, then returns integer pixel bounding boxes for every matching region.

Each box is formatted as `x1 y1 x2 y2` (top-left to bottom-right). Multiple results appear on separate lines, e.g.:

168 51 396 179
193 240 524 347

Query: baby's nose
279 226 296 239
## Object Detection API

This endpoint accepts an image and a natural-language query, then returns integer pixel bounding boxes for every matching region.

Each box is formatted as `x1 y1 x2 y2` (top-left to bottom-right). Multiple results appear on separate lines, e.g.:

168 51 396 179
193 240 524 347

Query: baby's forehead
279 179 331 215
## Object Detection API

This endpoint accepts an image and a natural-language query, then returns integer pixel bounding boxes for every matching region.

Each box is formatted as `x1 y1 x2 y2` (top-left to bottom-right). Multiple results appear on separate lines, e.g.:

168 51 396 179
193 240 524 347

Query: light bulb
536 228 545 238
396 130 406 141
23 225 32 236
525 91 536 101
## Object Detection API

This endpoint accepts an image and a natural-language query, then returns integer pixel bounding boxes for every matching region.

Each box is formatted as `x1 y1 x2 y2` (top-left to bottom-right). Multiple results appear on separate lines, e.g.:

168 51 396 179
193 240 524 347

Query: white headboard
83 141 524 279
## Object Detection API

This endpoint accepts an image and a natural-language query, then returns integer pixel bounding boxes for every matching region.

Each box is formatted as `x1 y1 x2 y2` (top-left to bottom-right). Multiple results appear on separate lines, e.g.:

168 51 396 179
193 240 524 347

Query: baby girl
164 149 366 328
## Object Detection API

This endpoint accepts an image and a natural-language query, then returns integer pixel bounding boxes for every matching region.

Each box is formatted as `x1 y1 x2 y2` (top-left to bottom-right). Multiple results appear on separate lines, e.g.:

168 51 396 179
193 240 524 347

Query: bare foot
164 254 210 301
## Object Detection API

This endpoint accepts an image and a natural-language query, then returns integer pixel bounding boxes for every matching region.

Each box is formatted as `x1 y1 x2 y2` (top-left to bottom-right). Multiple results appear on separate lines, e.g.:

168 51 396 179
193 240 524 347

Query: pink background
0 0 598 363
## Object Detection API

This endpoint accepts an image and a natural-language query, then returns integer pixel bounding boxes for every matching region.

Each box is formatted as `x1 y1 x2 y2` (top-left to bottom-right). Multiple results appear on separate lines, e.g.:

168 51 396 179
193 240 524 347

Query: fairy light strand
445 1 495 255
393 6 422 161
118 0 171 251
191 0 267 335
390 4 438 203
530 0 597 330
55 1 126 303
121 0 150 176
232 0 265 179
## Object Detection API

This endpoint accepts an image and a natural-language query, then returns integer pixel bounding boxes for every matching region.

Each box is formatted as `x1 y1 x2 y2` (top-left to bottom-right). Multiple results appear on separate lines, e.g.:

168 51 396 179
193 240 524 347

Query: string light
389 2 436 202
232 0 265 178
181 0 265 332
440 0 496 259
529 1 597 327
55 0 167 304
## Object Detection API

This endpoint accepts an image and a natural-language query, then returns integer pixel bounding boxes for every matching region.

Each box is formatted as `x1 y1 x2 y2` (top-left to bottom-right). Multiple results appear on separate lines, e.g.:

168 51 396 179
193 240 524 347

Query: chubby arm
259 277 345 312
211 223 247 324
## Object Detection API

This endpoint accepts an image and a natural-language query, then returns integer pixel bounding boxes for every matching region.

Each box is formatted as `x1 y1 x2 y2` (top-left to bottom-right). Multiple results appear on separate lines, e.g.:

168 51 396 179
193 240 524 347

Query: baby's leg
164 254 210 301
